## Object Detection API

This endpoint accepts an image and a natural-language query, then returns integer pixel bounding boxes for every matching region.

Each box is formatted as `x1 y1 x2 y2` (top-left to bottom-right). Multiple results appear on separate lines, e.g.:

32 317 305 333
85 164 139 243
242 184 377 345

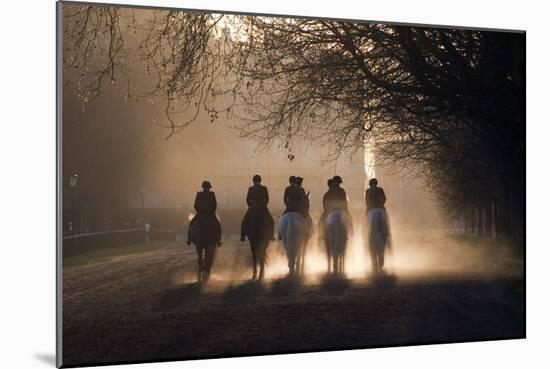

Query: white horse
325 210 353 274
279 212 307 277
365 208 391 274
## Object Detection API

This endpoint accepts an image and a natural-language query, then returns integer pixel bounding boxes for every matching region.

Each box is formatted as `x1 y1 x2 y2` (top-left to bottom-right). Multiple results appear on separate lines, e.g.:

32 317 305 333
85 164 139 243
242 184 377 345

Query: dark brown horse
189 216 220 281
243 209 274 280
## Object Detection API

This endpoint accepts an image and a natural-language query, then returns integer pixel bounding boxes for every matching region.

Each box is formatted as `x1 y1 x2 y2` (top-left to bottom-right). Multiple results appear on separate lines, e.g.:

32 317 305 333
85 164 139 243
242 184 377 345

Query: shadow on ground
270 277 303 297
320 274 351 295
371 272 398 288
156 283 204 311
222 281 267 304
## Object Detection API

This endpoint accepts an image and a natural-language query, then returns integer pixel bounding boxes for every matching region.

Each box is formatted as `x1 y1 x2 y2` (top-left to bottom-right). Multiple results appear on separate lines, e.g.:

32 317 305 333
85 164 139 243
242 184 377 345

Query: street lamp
69 172 78 235
70 172 79 188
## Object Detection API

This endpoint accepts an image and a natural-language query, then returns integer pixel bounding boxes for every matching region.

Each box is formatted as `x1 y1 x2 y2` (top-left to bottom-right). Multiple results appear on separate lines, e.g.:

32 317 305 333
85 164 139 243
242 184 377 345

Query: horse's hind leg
288 253 296 278
251 244 258 280
296 247 302 276
204 245 216 281
325 242 331 274
258 244 266 280
300 241 307 275
326 247 331 274
196 246 204 282
342 249 347 275
369 247 378 274
288 260 295 278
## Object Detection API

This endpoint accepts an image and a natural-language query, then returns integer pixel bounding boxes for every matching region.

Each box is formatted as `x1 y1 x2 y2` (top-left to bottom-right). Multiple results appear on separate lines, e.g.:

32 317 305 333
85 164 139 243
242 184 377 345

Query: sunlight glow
263 225 371 281
364 138 376 184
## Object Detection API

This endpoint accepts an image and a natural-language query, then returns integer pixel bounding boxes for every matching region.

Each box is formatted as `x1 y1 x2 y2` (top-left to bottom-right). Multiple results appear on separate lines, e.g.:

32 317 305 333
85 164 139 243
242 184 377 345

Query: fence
62 228 181 258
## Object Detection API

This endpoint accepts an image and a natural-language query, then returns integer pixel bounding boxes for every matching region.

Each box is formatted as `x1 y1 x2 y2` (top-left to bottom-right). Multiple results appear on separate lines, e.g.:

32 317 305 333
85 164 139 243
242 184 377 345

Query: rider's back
324 187 348 212
194 191 217 216
366 186 386 211
247 184 269 209
284 185 304 213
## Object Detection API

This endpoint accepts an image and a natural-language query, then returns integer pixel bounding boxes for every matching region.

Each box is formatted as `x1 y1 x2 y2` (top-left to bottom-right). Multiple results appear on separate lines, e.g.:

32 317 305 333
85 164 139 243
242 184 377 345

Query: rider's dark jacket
323 186 348 212
194 191 217 216
283 185 305 214
365 186 386 211
246 184 269 209
241 184 273 239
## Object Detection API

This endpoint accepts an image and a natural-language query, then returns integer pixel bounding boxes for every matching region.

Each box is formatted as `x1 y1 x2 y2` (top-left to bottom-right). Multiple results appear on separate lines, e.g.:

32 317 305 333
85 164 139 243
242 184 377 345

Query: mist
61 4 523 282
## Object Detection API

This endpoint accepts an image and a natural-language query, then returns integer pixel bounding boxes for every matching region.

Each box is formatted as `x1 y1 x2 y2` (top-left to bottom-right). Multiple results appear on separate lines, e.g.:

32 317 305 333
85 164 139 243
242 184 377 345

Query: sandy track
62 239 524 366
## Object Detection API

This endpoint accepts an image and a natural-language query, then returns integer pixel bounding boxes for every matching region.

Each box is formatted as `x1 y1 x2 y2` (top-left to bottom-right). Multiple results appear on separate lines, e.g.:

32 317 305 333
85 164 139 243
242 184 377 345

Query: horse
244 209 274 280
365 208 391 274
279 212 307 277
324 210 353 274
189 216 221 282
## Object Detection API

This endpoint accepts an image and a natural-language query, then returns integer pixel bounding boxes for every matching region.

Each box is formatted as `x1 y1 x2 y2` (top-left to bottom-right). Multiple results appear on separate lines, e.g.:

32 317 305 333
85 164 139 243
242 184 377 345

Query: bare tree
62 4 525 240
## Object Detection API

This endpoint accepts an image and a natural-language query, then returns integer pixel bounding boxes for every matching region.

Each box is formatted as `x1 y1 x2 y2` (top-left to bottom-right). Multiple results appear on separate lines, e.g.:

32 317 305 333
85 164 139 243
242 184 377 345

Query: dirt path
62 239 524 366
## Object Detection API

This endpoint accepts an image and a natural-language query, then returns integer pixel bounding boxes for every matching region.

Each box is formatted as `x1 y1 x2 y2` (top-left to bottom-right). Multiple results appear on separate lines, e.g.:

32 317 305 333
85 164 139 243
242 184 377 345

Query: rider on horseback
321 175 353 233
283 176 306 215
365 178 391 273
278 176 307 241
296 176 313 238
365 178 386 211
240 174 274 242
295 177 307 202
187 181 222 246
322 178 334 210
318 178 334 241
324 176 348 211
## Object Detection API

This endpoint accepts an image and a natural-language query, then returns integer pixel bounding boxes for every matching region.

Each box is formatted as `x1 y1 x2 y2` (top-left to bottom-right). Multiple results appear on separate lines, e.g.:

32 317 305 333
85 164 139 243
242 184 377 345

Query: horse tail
280 213 305 267
326 211 347 257
284 215 297 262
368 209 388 252
327 214 337 257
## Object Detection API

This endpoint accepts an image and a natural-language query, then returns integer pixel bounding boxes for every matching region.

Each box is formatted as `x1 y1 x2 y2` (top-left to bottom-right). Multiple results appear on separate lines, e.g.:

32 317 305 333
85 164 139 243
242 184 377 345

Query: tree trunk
485 200 495 238
476 205 483 237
